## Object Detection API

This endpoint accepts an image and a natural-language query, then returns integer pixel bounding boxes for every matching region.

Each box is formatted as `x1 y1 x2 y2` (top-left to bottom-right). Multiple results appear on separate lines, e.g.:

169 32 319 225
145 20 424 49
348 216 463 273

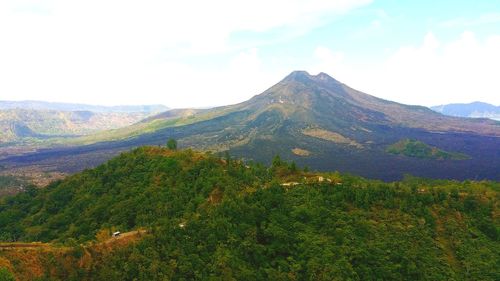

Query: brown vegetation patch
292 148 311 156
0 242 50 249
302 128 362 148
0 230 148 280
208 188 223 205
0 248 49 280
0 256 13 272
0 166 67 192
431 209 462 272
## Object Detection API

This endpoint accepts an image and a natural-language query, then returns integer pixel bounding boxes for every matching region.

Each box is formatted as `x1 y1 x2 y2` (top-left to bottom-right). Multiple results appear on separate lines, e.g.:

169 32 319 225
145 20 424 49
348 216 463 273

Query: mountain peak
315 72 336 82
282 71 340 85
282 70 312 82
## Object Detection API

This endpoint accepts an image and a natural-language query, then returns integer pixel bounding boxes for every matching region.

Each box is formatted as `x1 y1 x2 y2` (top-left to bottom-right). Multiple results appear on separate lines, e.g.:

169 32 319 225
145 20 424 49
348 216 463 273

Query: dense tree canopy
0 147 498 280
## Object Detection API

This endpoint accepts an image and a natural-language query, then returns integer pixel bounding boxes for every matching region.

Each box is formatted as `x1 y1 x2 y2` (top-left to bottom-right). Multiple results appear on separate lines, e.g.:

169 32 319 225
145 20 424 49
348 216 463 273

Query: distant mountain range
0 109 159 143
431 102 500 121
1 71 499 181
0 100 168 113
0 101 169 144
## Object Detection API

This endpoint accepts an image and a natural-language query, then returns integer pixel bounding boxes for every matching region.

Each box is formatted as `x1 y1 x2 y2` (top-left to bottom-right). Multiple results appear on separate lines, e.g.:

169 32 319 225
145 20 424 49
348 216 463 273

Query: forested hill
0 147 498 280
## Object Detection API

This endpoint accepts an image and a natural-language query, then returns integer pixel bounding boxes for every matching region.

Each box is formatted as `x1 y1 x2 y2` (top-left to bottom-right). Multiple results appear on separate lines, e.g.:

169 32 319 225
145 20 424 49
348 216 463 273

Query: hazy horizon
2 74 500 109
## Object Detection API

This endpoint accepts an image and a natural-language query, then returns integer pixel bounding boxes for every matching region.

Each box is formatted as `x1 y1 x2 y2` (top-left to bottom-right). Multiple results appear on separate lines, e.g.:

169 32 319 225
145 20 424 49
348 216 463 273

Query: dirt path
0 229 147 251
101 229 147 245
0 242 51 250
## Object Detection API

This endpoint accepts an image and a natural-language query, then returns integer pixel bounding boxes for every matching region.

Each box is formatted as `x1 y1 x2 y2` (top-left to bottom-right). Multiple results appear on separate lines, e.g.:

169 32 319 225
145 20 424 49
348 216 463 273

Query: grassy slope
44 107 235 146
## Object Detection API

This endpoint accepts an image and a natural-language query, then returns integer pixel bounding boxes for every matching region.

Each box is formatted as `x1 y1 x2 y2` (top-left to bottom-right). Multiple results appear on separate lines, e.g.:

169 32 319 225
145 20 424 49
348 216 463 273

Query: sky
1 0 499 108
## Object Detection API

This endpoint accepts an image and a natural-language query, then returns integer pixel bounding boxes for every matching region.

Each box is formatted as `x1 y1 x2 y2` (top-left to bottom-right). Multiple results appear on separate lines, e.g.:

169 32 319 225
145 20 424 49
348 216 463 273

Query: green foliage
0 147 498 280
387 139 469 160
272 154 282 167
0 267 15 281
166 138 177 150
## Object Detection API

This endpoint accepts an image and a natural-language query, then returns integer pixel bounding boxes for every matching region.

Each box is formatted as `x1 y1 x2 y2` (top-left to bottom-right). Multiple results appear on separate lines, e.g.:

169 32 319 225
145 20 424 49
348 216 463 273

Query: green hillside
0 147 498 280
387 139 470 160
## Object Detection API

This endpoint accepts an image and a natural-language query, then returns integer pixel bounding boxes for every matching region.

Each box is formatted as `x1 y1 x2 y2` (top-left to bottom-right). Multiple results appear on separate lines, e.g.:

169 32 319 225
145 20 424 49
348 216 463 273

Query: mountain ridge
431 101 500 121
0 108 162 144
0 100 169 113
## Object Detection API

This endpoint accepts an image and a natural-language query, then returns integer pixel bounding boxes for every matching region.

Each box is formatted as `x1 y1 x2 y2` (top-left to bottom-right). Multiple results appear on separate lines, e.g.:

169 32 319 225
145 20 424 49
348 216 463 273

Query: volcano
2 71 499 180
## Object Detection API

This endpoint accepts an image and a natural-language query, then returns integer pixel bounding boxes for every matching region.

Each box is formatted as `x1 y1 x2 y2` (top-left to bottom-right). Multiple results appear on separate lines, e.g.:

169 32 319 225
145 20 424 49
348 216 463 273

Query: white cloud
0 0 372 107
440 12 500 28
311 31 500 106
311 46 345 74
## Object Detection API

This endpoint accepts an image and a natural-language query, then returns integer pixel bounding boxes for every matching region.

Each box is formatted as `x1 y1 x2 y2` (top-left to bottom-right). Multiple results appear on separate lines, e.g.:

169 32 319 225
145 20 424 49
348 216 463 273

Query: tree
272 154 282 168
96 228 111 242
224 151 231 165
166 138 177 150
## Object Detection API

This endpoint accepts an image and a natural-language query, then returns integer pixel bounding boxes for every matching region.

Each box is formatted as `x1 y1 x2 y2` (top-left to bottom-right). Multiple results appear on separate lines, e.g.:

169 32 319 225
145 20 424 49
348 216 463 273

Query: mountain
1 71 499 181
0 109 160 143
431 102 500 121
0 147 498 280
0 100 170 144
0 100 168 113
